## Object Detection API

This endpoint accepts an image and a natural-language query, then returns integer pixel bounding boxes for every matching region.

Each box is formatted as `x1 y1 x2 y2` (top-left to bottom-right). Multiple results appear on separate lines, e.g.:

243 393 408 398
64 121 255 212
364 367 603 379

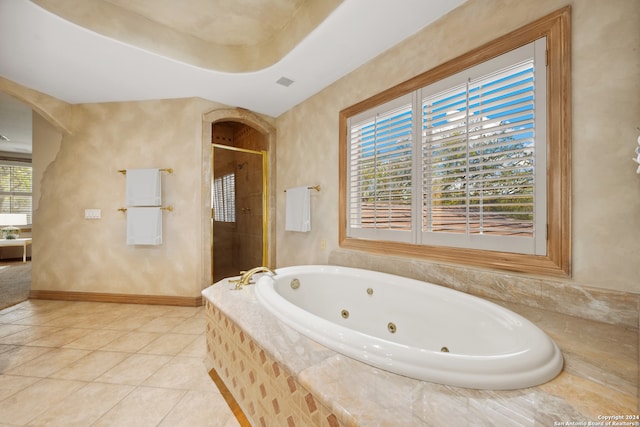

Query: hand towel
127 207 162 245
126 168 161 206
285 186 311 232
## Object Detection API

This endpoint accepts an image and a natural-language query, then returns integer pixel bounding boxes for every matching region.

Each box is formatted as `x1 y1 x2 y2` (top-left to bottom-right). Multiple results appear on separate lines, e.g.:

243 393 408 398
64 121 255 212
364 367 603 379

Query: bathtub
255 265 563 390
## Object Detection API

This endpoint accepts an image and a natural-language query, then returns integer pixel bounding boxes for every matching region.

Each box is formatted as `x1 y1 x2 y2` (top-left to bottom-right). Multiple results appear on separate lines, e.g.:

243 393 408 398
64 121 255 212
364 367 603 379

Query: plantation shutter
345 40 546 255
212 173 236 222
0 161 32 224
347 94 414 241
421 40 546 254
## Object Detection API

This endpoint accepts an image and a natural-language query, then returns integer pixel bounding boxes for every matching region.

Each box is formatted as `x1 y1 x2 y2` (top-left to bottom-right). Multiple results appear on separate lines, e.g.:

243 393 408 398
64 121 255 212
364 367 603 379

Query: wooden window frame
339 7 571 277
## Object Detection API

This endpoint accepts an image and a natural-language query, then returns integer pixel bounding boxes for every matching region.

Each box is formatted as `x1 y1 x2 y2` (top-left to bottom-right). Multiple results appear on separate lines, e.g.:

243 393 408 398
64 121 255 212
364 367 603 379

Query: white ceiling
0 92 32 154
0 0 467 153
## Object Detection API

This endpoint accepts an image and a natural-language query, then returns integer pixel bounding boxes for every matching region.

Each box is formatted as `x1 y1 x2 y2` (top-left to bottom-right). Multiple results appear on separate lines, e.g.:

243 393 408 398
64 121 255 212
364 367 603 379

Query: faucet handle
228 278 243 290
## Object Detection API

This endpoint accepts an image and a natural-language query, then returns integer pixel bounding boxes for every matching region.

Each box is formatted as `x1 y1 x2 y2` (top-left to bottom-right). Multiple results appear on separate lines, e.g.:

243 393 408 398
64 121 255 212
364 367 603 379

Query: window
348 94 414 241
340 8 571 276
212 172 236 222
0 160 32 225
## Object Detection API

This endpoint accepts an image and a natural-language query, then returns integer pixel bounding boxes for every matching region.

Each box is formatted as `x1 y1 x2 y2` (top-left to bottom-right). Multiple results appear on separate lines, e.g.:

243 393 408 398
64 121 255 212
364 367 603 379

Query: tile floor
0 299 241 426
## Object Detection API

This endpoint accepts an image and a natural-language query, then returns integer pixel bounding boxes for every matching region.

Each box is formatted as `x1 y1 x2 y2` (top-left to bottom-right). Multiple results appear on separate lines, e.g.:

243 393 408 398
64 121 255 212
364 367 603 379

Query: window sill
340 236 570 278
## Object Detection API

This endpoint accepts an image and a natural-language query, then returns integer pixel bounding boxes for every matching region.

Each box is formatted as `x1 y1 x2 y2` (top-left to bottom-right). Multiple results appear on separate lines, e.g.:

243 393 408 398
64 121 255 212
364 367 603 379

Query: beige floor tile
136 316 192 333
0 344 15 354
27 382 135 427
0 345 53 373
9 309 69 326
0 324 30 339
49 351 130 381
15 300 71 312
28 327 92 348
0 301 237 427
0 309 34 324
44 314 94 328
99 331 161 352
96 353 172 385
127 305 179 317
144 356 218 392
62 329 127 350
223 417 243 427
137 333 198 356
170 315 205 334
99 303 141 315
161 306 204 318
0 378 86 425
78 313 128 330
159 389 236 427
62 302 115 315
177 334 207 358
104 314 158 331
0 326 62 345
0 303 22 315
6 348 90 378
50 311 125 329
92 386 186 427
0 374 40 401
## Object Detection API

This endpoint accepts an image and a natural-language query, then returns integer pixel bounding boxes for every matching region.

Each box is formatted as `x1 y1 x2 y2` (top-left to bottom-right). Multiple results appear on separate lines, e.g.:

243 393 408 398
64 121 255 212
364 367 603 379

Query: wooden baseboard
29 290 202 307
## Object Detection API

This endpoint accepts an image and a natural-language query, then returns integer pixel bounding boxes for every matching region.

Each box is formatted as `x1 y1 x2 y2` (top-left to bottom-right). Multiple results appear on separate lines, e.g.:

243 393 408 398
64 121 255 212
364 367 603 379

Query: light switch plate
85 209 101 219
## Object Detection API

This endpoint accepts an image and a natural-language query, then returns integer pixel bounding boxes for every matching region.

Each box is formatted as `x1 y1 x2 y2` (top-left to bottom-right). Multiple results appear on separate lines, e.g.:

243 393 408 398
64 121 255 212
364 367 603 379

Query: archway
202 108 276 286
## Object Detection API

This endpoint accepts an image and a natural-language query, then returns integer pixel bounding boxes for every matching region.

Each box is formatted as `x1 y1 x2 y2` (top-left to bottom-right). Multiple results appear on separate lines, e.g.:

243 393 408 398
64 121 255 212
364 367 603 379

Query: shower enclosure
211 125 267 283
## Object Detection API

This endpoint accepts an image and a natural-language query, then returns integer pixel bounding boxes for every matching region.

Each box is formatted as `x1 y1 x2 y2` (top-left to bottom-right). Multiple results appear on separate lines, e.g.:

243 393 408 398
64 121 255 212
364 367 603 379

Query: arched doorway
0 87 68 308
202 108 276 285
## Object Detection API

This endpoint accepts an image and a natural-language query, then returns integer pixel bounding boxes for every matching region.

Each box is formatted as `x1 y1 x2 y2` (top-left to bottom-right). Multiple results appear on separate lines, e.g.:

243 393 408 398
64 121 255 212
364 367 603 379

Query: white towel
126 168 161 206
127 207 162 245
285 186 311 232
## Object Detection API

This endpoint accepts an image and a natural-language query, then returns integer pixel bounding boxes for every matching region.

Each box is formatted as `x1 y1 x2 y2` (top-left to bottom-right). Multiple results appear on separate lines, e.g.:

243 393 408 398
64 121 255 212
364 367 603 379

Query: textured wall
32 111 62 213
32 98 225 297
275 0 640 293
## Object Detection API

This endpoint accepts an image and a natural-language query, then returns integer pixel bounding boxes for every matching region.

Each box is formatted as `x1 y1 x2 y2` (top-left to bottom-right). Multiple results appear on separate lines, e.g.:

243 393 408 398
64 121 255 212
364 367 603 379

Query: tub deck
203 278 638 426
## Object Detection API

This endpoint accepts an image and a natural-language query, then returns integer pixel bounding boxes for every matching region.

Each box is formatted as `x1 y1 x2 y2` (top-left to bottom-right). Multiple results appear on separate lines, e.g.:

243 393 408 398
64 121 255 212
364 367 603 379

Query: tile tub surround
203 278 638 426
205 301 344 427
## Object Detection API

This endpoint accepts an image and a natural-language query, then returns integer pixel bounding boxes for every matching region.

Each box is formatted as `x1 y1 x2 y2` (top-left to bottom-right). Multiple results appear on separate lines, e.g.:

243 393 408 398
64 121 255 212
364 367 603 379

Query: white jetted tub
255 265 563 390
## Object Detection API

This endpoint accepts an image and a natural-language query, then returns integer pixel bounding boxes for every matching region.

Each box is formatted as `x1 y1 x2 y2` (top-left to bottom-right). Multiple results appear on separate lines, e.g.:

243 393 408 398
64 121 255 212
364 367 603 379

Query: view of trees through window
341 8 570 275
423 59 536 237
349 49 540 244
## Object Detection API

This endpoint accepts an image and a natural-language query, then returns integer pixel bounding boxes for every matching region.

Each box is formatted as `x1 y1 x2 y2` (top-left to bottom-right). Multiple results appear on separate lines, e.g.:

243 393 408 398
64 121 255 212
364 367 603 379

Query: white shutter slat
347 40 545 254
423 55 536 241
348 96 413 232
0 163 33 224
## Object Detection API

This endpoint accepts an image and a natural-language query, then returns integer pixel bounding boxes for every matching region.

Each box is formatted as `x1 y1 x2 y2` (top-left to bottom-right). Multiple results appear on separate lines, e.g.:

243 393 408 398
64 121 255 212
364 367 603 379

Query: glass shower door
212 145 265 283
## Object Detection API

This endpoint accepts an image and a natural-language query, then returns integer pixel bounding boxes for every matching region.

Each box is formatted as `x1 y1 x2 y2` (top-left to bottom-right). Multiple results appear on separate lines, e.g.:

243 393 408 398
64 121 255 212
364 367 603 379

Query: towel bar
284 185 320 192
118 206 173 212
118 168 173 175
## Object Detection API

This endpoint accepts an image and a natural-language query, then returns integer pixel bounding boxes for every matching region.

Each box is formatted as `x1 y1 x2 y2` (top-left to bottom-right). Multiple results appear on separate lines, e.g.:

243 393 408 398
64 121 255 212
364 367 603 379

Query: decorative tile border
205 301 345 427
